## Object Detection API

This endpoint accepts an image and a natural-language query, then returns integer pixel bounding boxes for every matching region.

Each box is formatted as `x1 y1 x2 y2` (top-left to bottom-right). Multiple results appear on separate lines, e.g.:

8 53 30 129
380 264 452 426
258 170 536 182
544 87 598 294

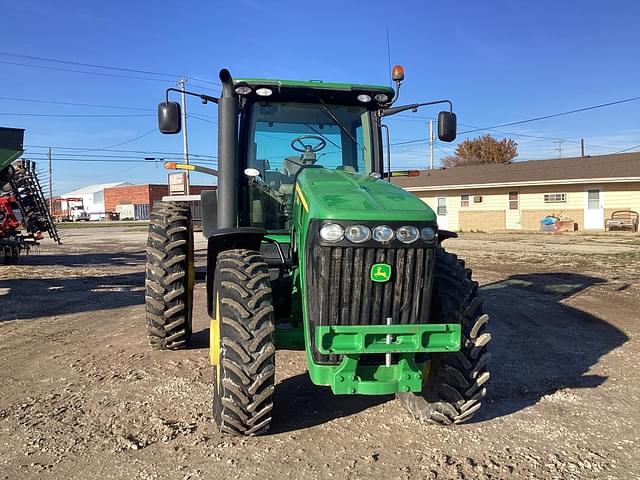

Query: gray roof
392 152 640 189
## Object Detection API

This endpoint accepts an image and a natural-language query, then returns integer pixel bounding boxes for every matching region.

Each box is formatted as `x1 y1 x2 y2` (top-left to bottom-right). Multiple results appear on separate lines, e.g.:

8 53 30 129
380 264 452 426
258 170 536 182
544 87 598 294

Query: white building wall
61 183 130 220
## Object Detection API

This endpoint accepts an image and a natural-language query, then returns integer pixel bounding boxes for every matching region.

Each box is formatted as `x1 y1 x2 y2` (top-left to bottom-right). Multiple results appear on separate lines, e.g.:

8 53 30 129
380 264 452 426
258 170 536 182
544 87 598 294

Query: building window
508 191 519 210
587 189 600 210
460 194 469 208
544 193 566 203
437 197 447 216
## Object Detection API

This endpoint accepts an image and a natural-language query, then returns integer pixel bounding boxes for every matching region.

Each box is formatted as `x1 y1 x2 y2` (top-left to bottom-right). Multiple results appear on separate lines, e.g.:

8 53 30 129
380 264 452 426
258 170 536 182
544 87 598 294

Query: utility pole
48 147 53 212
428 120 434 169
554 140 564 158
580 138 585 157
178 78 190 194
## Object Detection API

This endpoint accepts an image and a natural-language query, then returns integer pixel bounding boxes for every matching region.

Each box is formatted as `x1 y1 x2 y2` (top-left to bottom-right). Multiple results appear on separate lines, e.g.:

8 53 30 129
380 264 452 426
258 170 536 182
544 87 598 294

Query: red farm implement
0 127 60 263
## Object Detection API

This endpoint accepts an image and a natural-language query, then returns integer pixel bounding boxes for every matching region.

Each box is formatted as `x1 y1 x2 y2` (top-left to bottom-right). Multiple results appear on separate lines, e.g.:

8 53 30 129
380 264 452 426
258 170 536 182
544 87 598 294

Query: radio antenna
386 28 392 87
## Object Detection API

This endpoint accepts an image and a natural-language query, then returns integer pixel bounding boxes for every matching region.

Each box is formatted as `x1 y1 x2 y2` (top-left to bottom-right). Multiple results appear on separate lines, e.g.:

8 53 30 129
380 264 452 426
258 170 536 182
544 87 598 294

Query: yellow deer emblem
370 263 391 282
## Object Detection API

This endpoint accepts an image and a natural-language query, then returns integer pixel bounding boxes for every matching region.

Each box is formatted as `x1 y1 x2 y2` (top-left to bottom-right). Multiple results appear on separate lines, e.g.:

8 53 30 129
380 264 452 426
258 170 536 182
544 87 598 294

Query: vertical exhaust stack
217 69 239 229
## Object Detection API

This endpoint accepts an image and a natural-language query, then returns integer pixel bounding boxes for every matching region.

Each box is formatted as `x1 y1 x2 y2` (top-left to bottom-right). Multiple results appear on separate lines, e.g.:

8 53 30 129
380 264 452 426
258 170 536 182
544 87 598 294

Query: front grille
305 243 435 364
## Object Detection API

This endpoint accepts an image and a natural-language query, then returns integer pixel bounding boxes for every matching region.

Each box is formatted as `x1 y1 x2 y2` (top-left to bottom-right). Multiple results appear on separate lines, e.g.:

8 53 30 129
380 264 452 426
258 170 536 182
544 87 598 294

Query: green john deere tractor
145 66 490 435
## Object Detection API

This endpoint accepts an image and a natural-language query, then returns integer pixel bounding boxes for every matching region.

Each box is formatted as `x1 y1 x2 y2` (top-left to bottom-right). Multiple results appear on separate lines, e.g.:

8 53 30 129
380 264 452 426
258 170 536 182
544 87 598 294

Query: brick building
393 152 640 232
104 184 214 220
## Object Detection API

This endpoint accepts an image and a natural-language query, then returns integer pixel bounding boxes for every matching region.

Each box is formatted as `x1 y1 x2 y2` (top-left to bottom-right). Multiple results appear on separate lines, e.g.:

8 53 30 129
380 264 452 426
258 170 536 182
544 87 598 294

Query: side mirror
158 102 181 134
438 111 457 142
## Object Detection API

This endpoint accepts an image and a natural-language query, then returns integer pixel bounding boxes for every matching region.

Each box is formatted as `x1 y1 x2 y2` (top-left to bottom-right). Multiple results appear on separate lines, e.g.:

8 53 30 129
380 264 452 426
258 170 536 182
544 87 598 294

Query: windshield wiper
317 97 361 149
303 123 341 149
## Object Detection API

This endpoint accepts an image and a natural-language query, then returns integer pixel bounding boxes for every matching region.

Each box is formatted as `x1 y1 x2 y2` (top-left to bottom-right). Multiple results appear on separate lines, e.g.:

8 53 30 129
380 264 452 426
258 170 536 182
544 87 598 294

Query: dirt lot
1 228 639 479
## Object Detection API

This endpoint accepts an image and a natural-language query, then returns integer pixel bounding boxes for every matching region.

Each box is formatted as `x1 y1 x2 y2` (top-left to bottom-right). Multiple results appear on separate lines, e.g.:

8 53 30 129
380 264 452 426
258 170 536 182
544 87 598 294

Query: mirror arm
164 87 219 105
381 99 453 117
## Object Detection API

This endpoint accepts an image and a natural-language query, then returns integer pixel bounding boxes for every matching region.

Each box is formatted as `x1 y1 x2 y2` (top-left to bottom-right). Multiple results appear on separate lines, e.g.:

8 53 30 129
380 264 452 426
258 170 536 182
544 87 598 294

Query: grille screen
305 244 435 364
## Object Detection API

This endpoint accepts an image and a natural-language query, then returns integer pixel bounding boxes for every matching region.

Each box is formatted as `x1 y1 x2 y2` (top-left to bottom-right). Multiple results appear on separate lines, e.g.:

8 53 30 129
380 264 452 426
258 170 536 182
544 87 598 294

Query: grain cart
145 66 490 435
0 127 60 263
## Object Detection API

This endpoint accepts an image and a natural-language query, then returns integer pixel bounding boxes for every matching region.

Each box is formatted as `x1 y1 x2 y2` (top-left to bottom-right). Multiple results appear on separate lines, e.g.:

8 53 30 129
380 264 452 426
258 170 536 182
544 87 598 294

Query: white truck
54 197 90 222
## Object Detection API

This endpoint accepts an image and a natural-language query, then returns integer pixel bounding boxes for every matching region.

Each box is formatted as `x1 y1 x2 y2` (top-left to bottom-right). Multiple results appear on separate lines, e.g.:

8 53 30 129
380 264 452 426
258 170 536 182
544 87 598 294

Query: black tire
145 202 194 350
3 244 20 265
398 247 491 425
0 164 15 190
211 249 275 436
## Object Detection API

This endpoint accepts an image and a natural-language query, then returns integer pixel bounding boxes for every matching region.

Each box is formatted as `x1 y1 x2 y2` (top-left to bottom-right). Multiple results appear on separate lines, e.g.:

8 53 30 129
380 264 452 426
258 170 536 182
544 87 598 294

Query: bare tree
443 135 518 167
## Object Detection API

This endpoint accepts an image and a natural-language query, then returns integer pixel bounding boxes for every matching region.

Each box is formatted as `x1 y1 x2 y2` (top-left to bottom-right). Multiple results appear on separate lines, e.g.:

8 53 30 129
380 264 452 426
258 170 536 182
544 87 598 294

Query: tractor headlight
357 94 372 103
374 93 389 103
372 225 394 243
344 225 371 243
420 226 437 242
255 87 273 97
320 223 344 242
234 85 252 95
396 225 420 244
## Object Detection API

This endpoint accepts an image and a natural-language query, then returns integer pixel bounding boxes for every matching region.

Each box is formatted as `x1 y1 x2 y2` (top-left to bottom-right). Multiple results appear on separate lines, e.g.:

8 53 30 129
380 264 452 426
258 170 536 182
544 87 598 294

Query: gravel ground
0 228 639 479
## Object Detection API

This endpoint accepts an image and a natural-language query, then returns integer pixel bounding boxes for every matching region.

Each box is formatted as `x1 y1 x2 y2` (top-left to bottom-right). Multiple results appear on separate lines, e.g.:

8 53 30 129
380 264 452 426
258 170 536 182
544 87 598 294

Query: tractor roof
233 78 395 105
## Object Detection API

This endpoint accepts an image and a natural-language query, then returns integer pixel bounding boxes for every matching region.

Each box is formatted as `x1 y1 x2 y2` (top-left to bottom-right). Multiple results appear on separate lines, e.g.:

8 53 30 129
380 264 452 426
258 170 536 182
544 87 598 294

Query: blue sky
1 0 639 194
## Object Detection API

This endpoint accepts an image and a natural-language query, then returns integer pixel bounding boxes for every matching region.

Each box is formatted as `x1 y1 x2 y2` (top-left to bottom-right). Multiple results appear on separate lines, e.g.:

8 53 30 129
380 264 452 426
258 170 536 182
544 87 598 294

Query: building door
584 188 604 229
506 191 521 229
436 196 448 230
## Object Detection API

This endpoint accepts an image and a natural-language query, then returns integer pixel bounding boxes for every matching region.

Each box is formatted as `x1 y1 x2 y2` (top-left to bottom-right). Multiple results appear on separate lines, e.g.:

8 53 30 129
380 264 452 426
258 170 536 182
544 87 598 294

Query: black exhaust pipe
217 68 238 229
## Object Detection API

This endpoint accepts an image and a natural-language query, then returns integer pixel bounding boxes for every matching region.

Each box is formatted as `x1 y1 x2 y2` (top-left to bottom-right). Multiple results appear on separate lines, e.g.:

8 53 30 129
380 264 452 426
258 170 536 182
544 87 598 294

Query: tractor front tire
145 202 194 350
211 249 275 436
398 247 491 425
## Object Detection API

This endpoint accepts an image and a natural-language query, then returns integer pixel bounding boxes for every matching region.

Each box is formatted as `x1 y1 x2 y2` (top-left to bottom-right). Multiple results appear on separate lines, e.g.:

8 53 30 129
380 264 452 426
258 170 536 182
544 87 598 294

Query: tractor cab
234 79 393 231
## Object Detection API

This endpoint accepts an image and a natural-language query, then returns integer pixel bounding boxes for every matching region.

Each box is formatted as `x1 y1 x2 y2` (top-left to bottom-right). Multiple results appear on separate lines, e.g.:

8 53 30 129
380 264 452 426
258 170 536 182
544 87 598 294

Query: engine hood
295 168 436 222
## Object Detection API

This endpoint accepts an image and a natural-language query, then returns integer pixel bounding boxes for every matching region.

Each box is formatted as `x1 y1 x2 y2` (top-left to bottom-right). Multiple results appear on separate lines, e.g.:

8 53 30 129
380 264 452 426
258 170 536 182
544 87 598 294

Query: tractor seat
283 157 302 177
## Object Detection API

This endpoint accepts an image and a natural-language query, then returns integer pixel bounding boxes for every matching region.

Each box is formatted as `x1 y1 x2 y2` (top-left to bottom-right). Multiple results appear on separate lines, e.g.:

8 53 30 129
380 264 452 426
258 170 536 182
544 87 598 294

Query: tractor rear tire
211 249 275 436
145 202 194 350
397 247 491 425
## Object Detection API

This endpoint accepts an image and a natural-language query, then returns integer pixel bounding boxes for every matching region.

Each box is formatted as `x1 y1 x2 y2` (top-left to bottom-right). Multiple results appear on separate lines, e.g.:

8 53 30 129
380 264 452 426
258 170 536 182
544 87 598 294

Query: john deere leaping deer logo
370 263 392 283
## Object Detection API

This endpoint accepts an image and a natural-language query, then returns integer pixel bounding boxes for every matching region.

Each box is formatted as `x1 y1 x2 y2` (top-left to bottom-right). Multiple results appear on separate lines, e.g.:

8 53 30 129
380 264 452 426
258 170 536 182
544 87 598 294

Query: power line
0 96 155 111
25 144 217 159
0 112 154 118
393 115 566 142
0 96 217 120
26 151 184 160
83 128 158 150
614 143 640 154
22 129 160 157
392 116 620 150
389 95 640 147
0 96 217 125
458 96 640 134
0 51 220 86
0 60 176 83
189 113 217 124
26 157 217 165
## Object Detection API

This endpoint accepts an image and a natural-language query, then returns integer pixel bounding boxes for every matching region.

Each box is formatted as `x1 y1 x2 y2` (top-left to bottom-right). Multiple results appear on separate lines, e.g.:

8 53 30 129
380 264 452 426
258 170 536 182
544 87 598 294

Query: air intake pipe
216 69 238 229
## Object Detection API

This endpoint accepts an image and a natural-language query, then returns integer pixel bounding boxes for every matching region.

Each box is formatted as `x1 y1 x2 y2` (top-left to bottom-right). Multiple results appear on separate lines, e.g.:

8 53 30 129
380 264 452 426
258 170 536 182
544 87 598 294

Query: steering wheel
290 135 327 153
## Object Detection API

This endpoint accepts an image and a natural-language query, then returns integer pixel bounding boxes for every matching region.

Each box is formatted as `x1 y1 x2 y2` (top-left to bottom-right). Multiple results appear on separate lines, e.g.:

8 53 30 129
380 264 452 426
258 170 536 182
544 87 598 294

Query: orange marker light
390 170 420 177
391 64 405 82
164 162 177 170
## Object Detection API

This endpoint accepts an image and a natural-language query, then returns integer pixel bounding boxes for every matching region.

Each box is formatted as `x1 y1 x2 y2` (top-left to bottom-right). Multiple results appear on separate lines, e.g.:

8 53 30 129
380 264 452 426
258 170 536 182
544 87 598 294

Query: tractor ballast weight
147 67 491 435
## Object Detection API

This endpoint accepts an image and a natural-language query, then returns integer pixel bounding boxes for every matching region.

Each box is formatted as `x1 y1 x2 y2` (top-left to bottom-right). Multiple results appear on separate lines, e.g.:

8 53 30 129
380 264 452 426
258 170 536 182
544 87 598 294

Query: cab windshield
245 101 373 230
